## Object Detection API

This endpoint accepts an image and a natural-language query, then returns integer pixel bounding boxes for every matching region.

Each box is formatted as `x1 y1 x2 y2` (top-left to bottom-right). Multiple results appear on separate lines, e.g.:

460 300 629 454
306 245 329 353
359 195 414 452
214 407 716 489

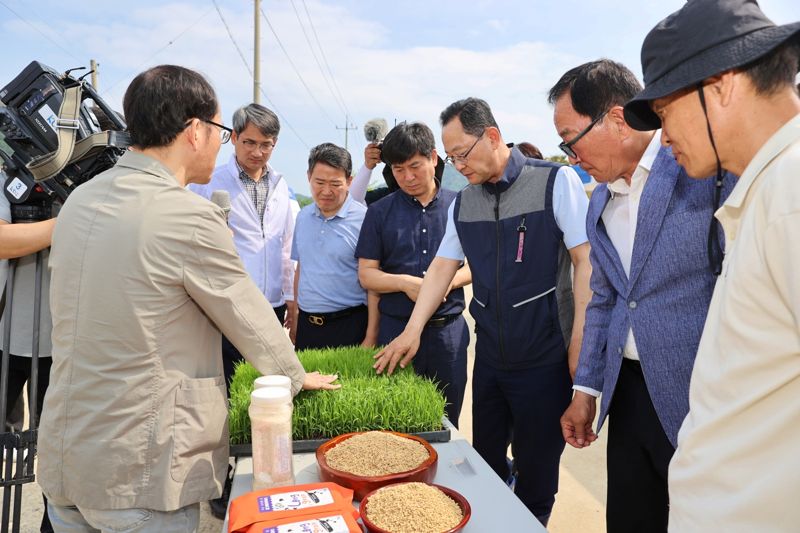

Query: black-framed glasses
202 119 233 144
445 130 485 166
558 111 608 159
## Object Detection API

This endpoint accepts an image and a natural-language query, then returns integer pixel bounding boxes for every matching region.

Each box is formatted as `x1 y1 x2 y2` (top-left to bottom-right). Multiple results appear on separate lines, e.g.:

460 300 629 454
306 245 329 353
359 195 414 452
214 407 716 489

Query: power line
212 0 309 149
259 6 338 127
0 0 82 63
101 6 216 96
288 0 347 117
301 0 351 119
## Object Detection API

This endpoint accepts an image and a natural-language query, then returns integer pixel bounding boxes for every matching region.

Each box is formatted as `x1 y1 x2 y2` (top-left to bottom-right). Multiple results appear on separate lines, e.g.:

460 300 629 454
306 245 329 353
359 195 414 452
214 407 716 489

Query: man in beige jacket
38 65 338 532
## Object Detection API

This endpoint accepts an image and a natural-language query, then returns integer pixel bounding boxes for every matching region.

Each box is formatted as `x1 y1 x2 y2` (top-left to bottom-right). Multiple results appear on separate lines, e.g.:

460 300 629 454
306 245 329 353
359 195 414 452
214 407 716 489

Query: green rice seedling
228 346 446 444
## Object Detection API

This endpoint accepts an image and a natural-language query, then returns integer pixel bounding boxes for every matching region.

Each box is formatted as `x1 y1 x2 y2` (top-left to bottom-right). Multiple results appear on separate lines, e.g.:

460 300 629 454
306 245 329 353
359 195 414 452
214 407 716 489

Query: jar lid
254 375 292 390
251 386 291 405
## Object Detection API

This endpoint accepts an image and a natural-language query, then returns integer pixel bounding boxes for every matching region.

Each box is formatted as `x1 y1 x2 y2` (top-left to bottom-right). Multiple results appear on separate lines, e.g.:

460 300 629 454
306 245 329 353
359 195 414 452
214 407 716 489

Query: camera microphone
363 118 388 144
210 190 231 224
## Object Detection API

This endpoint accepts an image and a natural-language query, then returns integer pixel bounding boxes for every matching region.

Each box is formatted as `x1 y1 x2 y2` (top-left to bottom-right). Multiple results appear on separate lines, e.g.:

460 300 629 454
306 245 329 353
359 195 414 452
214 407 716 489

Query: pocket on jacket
503 281 560 363
170 376 228 483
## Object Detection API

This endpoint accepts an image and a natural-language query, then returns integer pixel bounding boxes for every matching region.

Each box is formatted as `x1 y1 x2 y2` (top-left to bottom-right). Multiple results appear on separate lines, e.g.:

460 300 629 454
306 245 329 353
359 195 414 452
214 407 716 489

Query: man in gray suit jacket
549 60 732 533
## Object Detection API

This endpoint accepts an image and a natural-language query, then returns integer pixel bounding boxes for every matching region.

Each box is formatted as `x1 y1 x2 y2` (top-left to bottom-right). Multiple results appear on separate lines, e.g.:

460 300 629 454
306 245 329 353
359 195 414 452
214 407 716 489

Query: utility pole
336 114 357 150
253 0 261 104
89 59 98 89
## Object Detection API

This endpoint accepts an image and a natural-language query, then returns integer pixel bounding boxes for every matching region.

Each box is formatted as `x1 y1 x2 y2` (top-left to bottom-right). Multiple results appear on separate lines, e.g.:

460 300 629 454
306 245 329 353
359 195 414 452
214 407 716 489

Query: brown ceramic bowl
315 431 438 501
359 483 472 533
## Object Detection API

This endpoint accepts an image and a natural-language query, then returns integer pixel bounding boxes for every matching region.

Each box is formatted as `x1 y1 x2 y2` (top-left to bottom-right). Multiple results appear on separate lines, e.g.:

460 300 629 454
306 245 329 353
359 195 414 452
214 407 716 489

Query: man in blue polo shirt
376 98 591 526
355 122 471 426
290 143 378 350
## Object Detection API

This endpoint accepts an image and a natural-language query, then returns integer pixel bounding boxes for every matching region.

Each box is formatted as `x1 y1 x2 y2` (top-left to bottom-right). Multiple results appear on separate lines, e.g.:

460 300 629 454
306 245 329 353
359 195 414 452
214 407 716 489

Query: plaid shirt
236 161 269 221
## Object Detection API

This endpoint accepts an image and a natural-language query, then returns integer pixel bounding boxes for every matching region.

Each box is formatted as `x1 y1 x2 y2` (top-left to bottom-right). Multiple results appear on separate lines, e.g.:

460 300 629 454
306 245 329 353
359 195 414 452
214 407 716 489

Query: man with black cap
624 1 800 529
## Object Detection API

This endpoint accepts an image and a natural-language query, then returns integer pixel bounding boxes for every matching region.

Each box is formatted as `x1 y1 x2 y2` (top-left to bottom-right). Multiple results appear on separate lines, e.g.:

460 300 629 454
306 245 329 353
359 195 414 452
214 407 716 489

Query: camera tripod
0 242 48 533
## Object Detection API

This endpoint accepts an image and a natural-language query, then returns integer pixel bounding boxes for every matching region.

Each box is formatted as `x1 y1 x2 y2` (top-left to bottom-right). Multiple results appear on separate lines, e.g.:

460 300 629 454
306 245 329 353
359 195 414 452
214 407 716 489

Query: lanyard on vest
515 216 527 263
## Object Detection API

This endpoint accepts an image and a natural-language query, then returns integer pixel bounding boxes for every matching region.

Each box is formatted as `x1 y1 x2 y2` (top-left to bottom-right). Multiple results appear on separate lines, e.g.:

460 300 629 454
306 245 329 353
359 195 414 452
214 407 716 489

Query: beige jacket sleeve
183 212 306 395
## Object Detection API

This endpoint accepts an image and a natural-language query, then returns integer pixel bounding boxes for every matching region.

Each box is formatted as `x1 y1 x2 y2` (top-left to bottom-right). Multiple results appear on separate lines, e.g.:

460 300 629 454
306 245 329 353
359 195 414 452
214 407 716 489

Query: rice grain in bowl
316 431 438 500
360 482 471 533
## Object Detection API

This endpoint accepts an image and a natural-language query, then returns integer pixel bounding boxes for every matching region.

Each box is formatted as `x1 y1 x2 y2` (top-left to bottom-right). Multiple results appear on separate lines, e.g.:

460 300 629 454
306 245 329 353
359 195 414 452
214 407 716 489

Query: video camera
0 61 130 221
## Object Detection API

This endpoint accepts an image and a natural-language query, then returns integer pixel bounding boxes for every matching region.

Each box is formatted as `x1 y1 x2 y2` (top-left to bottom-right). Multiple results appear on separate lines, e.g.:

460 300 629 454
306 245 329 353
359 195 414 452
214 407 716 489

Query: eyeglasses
202 119 232 144
558 111 608 159
241 139 276 153
445 130 485 166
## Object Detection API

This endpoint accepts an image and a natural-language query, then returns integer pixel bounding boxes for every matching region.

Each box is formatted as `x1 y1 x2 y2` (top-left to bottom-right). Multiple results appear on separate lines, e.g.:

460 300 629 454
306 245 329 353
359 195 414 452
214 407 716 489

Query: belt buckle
428 316 446 327
308 315 324 326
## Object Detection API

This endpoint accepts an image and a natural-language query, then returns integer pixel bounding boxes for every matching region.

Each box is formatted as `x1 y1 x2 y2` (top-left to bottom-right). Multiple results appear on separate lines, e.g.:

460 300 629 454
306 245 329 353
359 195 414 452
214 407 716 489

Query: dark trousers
3 353 51 425
607 359 675 533
378 314 468 427
2 353 54 533
295 306 368 351
472 356 571 523
221 304 286 395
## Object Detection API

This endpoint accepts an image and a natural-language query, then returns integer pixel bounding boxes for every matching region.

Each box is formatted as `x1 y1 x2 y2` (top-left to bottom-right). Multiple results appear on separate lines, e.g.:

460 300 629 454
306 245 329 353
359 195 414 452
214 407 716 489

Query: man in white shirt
624 1 800 530
551 59 732 533
191 103 296 389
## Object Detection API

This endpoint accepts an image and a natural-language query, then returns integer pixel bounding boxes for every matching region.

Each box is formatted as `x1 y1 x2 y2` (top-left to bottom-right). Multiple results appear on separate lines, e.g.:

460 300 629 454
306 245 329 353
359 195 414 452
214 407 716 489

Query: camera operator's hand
364 143 382 170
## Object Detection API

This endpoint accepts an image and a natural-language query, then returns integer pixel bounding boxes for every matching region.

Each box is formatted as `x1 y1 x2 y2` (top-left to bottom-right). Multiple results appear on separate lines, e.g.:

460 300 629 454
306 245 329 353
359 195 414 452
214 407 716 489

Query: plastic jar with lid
249 387 295 491
254 375 292 392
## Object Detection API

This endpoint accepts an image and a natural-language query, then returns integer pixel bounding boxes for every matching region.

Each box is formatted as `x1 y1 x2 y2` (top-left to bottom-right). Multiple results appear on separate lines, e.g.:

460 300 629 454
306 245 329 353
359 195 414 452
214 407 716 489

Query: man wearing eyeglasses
38 65 338 532
550 59 734 533
191 104 297 387
375 97 591 526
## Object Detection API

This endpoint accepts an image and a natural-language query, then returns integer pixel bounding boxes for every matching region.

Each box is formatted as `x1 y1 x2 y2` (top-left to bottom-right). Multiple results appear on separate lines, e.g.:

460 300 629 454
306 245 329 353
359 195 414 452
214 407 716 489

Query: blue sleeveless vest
454 150 574 369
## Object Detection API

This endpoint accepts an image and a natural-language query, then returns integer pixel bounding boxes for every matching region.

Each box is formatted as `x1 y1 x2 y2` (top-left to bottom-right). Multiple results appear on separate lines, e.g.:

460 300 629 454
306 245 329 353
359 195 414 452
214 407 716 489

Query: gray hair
232 103 280 137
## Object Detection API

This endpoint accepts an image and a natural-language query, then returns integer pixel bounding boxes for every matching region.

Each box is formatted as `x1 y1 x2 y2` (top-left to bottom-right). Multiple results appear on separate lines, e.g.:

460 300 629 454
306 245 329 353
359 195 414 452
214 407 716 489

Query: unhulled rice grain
324 432 429 476
365 482 463 533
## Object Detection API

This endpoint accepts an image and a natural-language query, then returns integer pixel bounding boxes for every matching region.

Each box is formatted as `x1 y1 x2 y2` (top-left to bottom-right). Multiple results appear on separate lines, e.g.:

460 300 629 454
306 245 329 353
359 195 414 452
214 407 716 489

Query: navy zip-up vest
454 150 574 369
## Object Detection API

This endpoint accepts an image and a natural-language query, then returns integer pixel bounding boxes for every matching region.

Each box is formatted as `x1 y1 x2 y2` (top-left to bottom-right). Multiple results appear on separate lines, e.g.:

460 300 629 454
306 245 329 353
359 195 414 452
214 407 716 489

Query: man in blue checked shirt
290 143 379 350
355 122 471 427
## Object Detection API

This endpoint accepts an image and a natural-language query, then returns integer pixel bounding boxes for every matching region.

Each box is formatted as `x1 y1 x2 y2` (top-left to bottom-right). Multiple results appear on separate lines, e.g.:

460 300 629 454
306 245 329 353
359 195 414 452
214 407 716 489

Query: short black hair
740 39 800 96
548 59 642 120
380 122 436 165
439 97 499 137
307 142 352 177
123 65 218 149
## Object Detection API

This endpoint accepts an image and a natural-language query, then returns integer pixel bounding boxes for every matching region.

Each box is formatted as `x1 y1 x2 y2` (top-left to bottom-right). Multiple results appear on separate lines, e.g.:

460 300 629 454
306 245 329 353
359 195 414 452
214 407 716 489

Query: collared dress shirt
291 194 367 313
668 114 800 532
235 160 269 222
572 133 659 396
355 186 465 318
190 155 295 308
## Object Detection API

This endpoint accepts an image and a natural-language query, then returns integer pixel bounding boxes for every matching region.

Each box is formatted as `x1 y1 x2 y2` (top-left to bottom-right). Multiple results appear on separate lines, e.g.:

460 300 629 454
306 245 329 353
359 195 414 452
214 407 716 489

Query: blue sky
0 0 796 195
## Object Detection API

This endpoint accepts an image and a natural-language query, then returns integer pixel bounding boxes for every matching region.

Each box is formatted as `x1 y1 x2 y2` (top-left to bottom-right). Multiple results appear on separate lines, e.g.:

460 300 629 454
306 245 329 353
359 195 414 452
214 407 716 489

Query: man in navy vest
355 122 471 427
375 98 592 526
551 59 733 533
